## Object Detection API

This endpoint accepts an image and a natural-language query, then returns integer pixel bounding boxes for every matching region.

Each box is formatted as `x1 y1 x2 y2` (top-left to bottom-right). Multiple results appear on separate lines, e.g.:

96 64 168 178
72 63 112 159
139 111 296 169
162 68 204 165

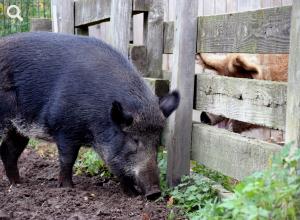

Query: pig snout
133 161 161 200
145 186 161 200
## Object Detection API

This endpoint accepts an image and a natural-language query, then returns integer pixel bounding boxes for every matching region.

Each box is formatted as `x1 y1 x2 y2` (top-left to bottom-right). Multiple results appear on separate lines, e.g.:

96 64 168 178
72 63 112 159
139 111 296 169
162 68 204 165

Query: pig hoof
8 176 22 185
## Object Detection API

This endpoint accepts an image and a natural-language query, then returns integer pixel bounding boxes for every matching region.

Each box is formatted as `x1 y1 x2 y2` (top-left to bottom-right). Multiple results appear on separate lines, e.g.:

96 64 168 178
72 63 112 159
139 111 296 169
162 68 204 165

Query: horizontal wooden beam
163 6 292 54
195 74 287 130
75 0 111 27
197 6 291 54
144 78 169 97
75 0 149 27
191 123 282 180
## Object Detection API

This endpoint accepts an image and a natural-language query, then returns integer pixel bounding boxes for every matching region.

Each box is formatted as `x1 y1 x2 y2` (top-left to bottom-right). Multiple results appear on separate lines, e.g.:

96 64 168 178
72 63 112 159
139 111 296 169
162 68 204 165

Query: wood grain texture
285 1 300 148
191 123 282 180
75 0 111 27
53 0 74 34
163 21 174 54
227 0 238 13
30 18 52 32
109 0 132 56
195 74 287 130
133 0 150 11
197 6 292 53
143 0 164 78
144 78 169 97
166 0 198 186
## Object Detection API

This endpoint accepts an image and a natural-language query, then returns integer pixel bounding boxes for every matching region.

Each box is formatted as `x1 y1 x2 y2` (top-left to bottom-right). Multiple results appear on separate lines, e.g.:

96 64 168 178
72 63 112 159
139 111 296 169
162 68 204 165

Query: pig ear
159 91 180 118
111 101 133 127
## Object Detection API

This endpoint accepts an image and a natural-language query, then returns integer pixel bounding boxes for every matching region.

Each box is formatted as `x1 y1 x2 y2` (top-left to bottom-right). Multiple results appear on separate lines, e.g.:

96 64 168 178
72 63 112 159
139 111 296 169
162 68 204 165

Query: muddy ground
0 144 182 220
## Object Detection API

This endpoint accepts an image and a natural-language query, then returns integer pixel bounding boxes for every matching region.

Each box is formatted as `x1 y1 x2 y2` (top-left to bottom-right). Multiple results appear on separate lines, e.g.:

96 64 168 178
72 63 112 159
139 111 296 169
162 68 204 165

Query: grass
74 149 111 178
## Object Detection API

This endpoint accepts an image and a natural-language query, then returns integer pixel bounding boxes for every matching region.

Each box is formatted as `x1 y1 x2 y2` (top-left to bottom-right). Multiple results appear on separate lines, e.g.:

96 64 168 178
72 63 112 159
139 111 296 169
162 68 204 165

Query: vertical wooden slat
50 0 58 33
198 0 204 16
285 1 300 149
109 0 132 56
143 0 164 78
52 0 74 34
282 0 292 6
238 0 260 11
166 0 198 186
215 0 227 14
227 0 238 12
203 0 215 15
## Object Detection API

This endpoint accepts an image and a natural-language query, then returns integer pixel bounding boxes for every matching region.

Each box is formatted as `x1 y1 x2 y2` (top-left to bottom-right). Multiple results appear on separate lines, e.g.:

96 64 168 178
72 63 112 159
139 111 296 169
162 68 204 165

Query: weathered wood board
163 6 292 54
74 0 150 27
195 74 287 130
197 6 292 53
285 1 300 148
75 0 111 27
144 78 169 97
30 18 52 32
109 0 132 56
192 123 282 180
166 0 198 186
163 21 174 54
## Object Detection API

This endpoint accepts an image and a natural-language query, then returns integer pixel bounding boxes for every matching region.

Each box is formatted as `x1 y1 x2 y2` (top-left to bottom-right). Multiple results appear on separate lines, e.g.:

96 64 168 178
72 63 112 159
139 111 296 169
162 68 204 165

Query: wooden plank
203 0 215 15
197 6 292 53
133 0 149 11
195 74 287 130
58 0 74 34
164 7 292 54
282 0 292 6
285 1 300 148
215 0 227 14
227 0 238 13
143 0 164 77
128 45 147 76
30 18 52 32
192 123 282 180
166 0 198 186
109 0 132 56
163 21 174 54
238 0 260 11
51 0 59 33
144 78 169 97
74 0 111 27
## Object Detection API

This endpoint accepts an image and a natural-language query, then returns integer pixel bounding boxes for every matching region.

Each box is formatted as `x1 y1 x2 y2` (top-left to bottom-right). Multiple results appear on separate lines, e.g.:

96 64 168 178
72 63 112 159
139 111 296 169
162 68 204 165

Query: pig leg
0 127 29 184
56 136 80 188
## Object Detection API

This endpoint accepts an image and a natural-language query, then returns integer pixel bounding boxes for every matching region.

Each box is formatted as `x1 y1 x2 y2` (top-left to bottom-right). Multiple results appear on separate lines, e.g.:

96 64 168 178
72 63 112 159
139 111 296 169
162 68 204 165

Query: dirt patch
0 146 182 220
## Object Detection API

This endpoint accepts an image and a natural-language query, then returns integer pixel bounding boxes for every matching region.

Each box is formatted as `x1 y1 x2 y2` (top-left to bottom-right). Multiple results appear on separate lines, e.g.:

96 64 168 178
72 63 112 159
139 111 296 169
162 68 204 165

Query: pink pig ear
111 101 133 127
159 91 180 118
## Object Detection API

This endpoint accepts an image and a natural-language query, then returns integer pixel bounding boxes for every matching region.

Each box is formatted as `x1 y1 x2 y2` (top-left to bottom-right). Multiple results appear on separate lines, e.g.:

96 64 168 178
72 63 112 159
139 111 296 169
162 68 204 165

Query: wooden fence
52 0 300 186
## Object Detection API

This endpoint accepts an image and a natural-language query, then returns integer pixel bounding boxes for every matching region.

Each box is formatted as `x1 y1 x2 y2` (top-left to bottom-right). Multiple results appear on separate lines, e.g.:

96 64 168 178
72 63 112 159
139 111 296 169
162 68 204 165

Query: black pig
0 32 179 199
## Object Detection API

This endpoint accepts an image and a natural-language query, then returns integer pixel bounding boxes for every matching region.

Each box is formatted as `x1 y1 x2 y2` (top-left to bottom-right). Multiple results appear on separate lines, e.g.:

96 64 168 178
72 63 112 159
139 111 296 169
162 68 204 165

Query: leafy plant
74 149 111 177
192 162 238 192
193 144 300 220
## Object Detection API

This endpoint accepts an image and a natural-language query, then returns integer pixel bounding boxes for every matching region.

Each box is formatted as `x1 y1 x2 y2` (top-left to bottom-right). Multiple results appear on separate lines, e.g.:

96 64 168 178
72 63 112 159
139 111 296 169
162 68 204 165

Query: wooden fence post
109 0 132 56
51 0 74 34
143 0 164 78
166 0 198 186
285 1 300 149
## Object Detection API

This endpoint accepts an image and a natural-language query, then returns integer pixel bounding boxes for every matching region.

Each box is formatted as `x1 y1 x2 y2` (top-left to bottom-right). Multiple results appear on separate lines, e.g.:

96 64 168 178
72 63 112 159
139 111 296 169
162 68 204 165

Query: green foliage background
0 0 51 36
